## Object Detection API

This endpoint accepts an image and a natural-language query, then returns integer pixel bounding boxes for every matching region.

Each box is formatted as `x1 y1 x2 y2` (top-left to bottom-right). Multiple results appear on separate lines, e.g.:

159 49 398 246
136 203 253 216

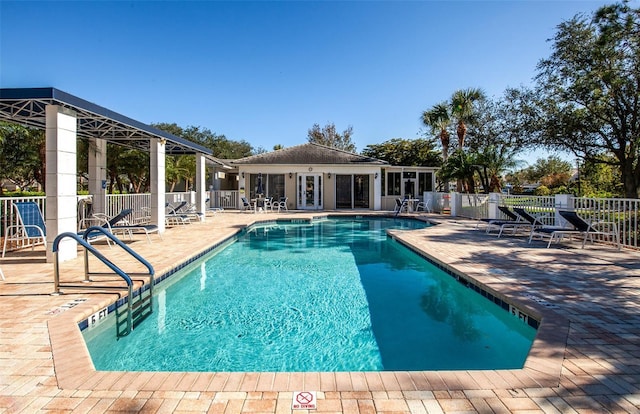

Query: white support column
45 105 78 263
373 170 381 210
239 171 247 206
87 137 107 214
150 138 166 233
195 153 206 220
209 168 217 209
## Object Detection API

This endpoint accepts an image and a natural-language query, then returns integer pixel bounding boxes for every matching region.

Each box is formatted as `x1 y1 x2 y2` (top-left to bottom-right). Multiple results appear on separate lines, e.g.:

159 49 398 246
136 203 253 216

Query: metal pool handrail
80 226 154 280
52 228 155 336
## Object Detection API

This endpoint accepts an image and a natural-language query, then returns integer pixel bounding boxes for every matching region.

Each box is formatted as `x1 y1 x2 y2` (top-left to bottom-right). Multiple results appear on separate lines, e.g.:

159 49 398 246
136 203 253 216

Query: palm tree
439 149 478 193
474 146 522 193
451 88 485 149
422 102 451 161
166 155 195 191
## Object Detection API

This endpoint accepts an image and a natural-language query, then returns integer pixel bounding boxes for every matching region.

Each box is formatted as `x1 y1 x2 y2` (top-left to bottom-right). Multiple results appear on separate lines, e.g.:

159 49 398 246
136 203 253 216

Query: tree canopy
523 1 640 198
510 156 573 185
0 121 45 194
464 95 527 192
307 123 356 153
361 138 441 167
152 123 254 159
451 88 486 149
422 90 521 193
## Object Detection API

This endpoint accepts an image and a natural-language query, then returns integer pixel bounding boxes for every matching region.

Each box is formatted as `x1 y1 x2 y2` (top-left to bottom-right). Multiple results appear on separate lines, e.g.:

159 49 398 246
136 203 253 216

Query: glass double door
297 174 323 210
336 174 370 209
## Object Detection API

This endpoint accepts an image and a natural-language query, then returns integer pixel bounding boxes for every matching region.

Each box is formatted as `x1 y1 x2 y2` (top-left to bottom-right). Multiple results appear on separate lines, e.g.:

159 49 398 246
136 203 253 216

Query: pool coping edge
49 215 567 391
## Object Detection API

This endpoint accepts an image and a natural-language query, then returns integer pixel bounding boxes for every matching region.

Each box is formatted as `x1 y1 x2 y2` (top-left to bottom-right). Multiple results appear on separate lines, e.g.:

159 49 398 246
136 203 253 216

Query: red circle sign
296 392 313 404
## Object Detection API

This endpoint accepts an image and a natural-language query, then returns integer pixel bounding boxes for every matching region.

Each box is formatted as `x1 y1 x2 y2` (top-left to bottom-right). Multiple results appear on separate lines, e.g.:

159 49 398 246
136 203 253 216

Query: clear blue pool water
83 217 536 372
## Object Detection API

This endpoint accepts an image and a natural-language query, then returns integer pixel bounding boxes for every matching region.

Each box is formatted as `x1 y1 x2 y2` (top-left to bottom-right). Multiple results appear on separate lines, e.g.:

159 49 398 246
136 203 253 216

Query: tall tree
473 147 521 193
165 155 195 192
361 138 441 167
508 156 573 192
0 121 45 193
579 155 623 197
450 88 485 149
464 96 525 192
527 1 640 198
422 102 452 161
106 144 127 193
120 149 151 192
307 123 356 152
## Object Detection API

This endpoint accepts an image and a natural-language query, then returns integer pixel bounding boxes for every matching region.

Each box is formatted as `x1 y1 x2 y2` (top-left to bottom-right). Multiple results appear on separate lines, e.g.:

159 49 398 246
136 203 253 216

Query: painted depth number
88 307 109 328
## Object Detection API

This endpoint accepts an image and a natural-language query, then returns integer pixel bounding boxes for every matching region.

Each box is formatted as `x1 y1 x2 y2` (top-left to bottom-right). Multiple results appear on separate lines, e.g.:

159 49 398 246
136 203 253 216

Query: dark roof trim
0 87 212 155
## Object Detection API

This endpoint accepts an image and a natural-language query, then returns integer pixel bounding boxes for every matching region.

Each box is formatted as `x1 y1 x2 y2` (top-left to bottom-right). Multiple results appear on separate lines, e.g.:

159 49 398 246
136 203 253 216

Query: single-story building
210 143 438 211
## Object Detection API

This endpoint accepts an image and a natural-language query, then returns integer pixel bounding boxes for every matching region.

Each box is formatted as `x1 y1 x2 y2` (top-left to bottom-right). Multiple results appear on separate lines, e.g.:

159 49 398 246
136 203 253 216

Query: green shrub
534 185 551 196
1 190 45 197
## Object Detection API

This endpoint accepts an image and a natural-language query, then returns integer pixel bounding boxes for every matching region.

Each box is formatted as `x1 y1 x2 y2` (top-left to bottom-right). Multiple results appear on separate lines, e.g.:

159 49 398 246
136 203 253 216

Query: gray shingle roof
231 143 388 165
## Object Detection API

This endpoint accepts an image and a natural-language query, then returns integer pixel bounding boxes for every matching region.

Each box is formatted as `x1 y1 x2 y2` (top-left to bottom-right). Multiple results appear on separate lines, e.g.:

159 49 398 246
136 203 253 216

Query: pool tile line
75 228 246 332
56 217 565 394
387 229 569 388
387 230 542 329
74 219 290 333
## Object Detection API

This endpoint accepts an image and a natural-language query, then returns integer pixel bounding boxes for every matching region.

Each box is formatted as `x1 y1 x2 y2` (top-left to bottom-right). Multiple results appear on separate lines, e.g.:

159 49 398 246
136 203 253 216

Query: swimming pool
83 217 536 372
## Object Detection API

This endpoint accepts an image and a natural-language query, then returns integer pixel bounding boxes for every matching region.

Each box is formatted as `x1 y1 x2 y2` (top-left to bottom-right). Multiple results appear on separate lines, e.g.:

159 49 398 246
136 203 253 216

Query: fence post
449 192 462 217
554 194 573 226
423 191 435 213
488 193 501 219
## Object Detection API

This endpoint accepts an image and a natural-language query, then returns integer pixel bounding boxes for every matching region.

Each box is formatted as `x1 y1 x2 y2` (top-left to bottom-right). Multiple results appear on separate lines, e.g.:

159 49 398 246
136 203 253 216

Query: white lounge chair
165 202 190 225
175 202 204 222
86 209 161 244
531 210 620 249
476 206 523 233
497 207 550 238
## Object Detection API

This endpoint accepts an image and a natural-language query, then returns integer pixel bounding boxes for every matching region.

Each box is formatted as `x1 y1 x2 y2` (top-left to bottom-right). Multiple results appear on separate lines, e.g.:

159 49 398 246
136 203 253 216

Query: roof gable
231 143 387 165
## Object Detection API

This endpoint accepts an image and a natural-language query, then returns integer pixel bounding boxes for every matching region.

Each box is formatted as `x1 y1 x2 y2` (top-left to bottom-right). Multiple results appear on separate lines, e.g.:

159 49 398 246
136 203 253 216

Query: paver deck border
47 214 569 392
4 211 640 413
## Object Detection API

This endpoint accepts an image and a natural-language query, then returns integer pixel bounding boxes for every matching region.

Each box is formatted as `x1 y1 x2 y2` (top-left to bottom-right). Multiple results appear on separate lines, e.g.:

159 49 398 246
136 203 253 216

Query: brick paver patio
1 211 639 413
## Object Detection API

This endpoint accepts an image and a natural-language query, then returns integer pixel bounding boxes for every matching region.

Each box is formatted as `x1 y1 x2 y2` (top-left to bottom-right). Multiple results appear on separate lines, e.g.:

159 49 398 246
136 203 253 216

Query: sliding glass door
336 174 370 209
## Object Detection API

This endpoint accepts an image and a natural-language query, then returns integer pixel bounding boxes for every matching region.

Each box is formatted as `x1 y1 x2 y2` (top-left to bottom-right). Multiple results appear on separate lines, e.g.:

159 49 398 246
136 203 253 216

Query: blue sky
1 0 613 162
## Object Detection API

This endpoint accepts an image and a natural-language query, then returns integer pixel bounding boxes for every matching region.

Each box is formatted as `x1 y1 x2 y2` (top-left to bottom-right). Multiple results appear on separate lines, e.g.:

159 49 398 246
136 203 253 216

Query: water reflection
158 290 166 335
200 262 206 291
420 280 482 341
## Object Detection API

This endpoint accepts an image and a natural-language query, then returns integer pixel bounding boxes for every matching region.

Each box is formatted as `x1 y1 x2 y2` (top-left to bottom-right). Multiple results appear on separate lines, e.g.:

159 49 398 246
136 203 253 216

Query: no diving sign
292 391 317 410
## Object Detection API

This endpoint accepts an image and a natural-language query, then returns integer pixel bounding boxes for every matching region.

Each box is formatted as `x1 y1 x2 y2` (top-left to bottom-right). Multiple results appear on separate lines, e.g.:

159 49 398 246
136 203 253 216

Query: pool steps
53 227 155 337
